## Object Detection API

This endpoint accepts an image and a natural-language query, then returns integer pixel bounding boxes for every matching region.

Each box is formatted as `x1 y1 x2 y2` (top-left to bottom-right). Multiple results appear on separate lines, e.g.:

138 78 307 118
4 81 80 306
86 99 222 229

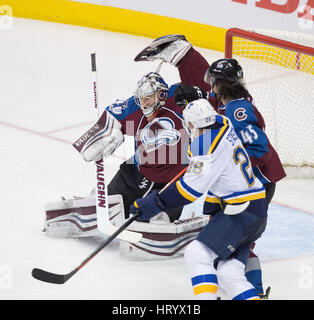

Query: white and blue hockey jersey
159 115 266 211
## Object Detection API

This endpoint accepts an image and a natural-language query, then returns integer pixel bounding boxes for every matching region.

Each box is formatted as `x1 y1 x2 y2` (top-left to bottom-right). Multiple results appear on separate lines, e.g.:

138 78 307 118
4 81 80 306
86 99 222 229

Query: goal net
225 28 314 178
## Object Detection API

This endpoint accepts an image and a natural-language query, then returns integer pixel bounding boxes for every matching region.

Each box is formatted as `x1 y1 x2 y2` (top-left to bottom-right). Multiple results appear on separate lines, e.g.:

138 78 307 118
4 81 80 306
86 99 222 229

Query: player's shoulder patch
106 97 140 120
167 83 180 99
225 98 253 122
188 116 230 157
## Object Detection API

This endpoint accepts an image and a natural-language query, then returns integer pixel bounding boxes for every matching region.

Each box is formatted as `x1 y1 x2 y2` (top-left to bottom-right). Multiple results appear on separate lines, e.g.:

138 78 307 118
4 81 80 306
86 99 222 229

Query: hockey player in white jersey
134 34 277 297
130 99 268 300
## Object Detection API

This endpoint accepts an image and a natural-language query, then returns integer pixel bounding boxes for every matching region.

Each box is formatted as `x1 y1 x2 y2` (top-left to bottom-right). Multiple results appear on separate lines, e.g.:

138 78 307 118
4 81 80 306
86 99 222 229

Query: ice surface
1 18 314 300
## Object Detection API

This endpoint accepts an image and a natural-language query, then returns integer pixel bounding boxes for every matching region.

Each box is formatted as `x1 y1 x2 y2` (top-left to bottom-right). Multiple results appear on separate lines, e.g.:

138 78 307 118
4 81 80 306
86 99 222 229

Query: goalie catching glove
72 108 124 161
134 34 192 67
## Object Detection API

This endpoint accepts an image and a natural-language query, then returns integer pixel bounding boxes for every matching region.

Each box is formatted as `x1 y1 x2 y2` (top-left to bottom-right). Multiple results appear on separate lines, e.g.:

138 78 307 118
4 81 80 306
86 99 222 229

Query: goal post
224 28 314 178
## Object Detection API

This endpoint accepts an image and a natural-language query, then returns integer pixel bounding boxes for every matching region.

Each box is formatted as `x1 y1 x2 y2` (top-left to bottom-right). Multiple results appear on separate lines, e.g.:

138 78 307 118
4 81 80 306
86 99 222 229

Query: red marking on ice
0 121 126 160
271 200 314 216
0 121 72 144
43 121 94 134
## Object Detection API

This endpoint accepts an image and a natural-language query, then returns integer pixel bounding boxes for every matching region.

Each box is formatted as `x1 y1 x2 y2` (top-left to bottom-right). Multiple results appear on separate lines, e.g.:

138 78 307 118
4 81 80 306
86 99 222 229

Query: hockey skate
258 286 271 300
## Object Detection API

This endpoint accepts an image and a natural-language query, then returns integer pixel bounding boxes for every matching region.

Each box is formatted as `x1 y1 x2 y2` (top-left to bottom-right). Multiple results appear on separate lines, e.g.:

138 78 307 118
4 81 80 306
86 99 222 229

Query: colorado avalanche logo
234 107 247 121
140 118 181 152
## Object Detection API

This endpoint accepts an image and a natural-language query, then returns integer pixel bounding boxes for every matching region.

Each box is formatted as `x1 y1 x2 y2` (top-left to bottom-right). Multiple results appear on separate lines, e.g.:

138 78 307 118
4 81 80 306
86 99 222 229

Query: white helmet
183 99 217 131
134 72 169 117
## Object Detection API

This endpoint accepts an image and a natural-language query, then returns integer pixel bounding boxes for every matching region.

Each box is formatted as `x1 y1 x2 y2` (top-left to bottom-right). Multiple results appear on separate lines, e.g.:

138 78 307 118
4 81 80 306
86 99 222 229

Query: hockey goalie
44 35 211 260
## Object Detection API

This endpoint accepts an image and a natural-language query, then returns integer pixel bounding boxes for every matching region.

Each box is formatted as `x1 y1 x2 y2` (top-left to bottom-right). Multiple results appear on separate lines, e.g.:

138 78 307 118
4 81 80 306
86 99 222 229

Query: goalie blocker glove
134 34 192 67
174 84 208 108
72 109 124 162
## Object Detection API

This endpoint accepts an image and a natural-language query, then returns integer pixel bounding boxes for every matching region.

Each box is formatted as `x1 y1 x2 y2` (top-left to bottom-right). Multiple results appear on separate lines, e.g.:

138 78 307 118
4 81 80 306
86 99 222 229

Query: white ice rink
1 18 314 300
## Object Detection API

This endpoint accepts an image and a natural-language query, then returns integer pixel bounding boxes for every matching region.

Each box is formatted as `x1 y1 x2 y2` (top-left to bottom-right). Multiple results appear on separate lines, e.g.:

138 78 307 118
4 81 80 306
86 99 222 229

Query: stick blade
32 268 70 284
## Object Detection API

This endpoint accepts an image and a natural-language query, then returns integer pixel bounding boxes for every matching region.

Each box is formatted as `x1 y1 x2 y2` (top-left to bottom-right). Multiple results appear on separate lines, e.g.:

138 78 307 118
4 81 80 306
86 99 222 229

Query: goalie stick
91 52 110 233
31 166 187 284
90 52 141 243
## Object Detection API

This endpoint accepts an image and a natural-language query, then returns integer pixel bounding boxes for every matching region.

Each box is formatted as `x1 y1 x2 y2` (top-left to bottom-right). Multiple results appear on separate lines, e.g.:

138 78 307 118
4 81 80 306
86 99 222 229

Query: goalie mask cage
225 28 314 178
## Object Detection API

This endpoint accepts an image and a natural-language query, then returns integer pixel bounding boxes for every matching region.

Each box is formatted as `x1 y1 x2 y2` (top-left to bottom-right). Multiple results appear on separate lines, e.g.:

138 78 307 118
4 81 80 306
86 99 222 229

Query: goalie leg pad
44 194 125 238
119 215 209 260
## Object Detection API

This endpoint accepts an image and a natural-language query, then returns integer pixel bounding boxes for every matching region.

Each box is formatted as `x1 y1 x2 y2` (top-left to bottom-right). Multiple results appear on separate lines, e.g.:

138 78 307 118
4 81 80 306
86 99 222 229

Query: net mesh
229 29 314 177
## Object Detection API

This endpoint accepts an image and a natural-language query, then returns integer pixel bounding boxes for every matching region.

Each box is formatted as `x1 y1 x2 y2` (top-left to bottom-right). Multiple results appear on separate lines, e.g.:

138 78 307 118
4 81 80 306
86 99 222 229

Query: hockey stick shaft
32 166 187 284
91 53 99 113
91 54 141 242
91 53 111 232
159 166 187 194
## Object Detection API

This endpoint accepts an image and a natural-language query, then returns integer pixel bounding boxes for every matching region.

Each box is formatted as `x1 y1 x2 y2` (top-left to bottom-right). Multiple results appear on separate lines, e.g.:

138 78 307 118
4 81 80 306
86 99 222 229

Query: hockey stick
31 166 187 284
32 211 141 284
90 53 141 243
90 52 110 233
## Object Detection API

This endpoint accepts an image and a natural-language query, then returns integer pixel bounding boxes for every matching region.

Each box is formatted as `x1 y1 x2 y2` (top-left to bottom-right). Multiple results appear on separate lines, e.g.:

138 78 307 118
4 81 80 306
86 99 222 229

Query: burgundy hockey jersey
105 93 190 183
178 48 286 183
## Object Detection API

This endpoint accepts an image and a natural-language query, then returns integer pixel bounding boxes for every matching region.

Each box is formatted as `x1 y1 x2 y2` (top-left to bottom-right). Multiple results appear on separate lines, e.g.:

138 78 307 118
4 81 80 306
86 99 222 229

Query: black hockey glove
174 84 208 107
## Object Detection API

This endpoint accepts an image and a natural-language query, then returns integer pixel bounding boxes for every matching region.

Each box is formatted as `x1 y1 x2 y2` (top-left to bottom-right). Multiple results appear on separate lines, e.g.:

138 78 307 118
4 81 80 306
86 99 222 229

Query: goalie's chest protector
134 107 190 183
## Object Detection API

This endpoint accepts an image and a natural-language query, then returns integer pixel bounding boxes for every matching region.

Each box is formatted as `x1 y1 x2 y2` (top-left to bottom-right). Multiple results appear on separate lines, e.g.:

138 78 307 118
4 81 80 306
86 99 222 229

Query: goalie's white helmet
134 72 169 117
183 98 217 131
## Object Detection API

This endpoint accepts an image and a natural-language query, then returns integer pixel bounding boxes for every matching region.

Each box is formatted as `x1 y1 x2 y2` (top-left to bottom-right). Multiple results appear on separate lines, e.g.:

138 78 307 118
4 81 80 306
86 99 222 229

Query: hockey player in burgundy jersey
102 71 191 222
73 37 200 223
106 73 189 185
44 36 210 262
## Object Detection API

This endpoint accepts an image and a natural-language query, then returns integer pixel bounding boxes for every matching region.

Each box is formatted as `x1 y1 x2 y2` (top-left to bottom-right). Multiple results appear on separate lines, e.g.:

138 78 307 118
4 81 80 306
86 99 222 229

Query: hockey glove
174 84 208 107
130 190 166 222
73 110 124 162
134 34 192 67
